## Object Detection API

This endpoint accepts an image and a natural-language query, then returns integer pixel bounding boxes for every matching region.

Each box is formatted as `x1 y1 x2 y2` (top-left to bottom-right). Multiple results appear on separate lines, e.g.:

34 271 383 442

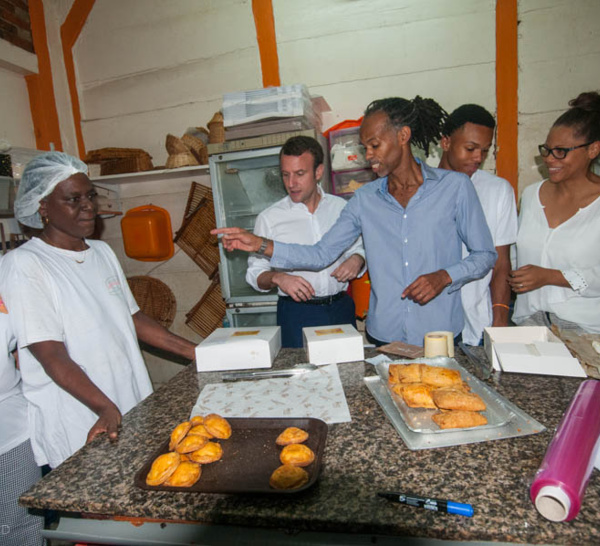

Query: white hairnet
15 151 89 228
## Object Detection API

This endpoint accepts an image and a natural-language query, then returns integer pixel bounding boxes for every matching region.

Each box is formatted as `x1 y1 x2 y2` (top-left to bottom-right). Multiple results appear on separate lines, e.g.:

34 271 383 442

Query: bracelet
492 303 510 310
256 237 269 256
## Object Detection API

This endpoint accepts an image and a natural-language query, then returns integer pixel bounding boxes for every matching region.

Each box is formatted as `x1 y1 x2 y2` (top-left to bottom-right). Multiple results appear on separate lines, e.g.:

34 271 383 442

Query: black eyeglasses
538 142 593 159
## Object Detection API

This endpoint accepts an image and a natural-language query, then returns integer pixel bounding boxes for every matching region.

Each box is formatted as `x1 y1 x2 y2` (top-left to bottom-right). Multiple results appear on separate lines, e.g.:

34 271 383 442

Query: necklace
39 232 88 264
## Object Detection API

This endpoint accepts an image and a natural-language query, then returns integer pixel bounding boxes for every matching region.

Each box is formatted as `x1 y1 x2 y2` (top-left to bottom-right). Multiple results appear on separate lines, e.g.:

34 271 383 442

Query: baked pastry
432 410 488 430
432 388 487 412
421 366 462 388
393 382 437 409
189 441 223 464
269 464 309 490
204 413 232 440
280 444 315 467
190 415 205 426
389 363 423 384
146 452 181 486
164 460 202 487
168 421 192 451
276 427 309 446
175 434 208 454
188 424 214 439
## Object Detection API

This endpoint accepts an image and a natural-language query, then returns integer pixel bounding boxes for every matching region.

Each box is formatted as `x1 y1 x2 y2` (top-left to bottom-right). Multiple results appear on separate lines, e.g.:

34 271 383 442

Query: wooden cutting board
552 328 600 379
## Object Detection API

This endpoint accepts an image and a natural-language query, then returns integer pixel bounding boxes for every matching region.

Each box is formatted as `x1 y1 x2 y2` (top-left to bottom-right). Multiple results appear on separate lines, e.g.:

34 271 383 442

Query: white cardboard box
195 326 281 372
303 324 364 365
483 326 586 378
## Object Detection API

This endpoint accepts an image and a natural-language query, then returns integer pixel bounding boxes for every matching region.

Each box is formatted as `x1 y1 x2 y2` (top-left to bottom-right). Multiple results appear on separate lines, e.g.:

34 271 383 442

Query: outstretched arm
133 311 196 361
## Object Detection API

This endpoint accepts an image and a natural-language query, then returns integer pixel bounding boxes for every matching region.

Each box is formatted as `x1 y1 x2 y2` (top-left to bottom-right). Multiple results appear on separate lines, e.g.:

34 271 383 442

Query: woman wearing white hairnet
0 152 196 469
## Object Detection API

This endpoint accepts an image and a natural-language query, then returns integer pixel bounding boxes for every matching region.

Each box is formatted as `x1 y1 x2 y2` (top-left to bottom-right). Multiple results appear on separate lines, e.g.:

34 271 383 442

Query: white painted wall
75 0 262 166
0 62 36 148
518 0 600 193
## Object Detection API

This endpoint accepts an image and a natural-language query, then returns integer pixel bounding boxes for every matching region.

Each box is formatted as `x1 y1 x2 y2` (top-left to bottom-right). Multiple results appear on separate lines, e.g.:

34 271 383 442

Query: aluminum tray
365 358 546 450
135 417 327 494
375 357 511 433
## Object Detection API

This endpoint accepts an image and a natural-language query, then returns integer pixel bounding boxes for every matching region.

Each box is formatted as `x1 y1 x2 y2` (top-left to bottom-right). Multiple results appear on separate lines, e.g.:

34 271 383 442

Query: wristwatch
256 237 269 256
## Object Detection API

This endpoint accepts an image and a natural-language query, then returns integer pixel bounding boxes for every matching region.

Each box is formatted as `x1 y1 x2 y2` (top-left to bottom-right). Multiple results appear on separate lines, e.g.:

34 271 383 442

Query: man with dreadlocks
213 97 496 347
439 104 517 346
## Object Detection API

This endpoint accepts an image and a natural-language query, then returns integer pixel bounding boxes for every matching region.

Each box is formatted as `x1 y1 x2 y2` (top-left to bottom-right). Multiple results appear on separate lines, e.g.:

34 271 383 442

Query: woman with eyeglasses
509 91 600 333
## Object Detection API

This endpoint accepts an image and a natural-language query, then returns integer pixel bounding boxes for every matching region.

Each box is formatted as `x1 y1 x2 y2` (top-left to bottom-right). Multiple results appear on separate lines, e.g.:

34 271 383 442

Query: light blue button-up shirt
271 161 497 345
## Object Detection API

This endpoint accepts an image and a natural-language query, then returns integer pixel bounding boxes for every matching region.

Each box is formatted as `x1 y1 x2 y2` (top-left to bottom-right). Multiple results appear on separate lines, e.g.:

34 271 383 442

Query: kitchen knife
458 342 492 380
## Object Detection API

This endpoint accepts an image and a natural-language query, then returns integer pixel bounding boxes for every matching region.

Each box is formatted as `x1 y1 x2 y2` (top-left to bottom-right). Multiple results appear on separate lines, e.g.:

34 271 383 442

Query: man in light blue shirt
214 97 496 346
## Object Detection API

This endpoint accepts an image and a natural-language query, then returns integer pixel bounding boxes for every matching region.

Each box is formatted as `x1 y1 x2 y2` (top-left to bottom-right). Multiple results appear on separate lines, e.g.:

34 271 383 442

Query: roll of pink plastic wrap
530 379 600 522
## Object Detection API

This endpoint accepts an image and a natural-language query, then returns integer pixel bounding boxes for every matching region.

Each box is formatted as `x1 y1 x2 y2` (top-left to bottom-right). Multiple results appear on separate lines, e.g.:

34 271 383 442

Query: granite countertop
21 348 600 544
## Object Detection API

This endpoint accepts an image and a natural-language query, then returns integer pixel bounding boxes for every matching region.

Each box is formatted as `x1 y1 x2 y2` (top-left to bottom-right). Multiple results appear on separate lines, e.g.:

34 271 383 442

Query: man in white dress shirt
246 136 365 347
439 104 518 345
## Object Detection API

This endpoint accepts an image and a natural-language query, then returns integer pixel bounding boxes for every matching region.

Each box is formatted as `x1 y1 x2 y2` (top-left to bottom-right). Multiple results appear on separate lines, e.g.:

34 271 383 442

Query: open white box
195 326 281 372
303 324 364 365
483 326 586 378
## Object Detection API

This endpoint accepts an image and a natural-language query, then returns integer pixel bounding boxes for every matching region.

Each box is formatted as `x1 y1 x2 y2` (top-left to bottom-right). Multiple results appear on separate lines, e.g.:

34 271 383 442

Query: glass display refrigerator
210 146 286 327
210 140 329 327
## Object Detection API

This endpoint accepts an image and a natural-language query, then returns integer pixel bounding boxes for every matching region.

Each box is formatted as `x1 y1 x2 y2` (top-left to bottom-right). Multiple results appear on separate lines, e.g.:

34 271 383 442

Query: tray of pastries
365 357 545 450
135 415 327 494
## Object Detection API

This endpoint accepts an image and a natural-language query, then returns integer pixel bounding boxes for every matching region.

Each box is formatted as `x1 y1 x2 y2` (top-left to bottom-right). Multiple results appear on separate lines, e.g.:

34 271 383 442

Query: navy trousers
277 293 357 348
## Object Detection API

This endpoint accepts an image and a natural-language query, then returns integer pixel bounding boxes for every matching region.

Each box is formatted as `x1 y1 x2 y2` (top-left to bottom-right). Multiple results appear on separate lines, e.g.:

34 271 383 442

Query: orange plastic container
350 270 371 319
120 205 174 261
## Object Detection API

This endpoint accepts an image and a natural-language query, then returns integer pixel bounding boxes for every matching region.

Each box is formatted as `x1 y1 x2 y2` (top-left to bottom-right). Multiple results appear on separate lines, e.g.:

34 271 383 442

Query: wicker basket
174 183 220 278
207 112 225 144
165 134 188 155
100 154 154 175
185 279 226 338
182 134 208 165
127 276 176 329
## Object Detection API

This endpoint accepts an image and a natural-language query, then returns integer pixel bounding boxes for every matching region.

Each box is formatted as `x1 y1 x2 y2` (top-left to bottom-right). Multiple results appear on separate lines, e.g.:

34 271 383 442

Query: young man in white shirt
246 136 365 347
439 104 518 345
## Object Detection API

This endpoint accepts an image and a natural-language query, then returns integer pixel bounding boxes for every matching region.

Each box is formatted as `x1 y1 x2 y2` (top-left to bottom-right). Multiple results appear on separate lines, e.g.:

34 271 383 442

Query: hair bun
568 91 600 112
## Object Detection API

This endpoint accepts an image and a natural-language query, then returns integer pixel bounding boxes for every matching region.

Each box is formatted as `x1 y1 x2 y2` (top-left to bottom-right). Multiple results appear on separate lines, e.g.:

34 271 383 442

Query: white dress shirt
461 170 518 344
513 181 600 333
246 188 365 297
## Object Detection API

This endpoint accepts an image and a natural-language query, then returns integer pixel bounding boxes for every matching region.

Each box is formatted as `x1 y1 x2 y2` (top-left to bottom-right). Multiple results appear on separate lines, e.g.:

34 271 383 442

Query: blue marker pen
378 491 474 517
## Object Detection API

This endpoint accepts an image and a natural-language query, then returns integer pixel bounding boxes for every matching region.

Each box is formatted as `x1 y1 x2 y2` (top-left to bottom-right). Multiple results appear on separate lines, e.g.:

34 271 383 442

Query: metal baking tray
375 357 512 433
365 358 546 450
135 417 328 494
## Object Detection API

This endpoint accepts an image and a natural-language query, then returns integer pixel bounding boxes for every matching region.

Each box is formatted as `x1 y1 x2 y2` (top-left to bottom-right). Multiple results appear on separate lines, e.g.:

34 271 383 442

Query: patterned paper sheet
191 364 351 424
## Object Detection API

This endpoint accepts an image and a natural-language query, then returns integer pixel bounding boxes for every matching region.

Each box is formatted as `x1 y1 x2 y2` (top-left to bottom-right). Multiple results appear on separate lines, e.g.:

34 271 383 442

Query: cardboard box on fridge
483 326 586 378
303 324 364 365
195 326 281 372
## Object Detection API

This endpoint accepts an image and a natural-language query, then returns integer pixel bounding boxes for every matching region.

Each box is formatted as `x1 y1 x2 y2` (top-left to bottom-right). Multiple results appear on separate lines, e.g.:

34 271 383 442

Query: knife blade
221 366 314 382
458 342 492 380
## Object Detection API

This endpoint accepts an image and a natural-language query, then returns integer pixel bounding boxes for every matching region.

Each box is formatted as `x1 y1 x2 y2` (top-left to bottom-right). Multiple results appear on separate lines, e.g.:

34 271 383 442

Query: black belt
280 292 346 306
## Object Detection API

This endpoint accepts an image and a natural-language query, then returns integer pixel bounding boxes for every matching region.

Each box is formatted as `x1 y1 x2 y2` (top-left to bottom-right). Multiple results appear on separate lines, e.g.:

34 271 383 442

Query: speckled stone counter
21 349 600 544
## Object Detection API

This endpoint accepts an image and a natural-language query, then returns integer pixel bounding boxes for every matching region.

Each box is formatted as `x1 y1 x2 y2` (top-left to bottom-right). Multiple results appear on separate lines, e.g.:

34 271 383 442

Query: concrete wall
517 0 600 193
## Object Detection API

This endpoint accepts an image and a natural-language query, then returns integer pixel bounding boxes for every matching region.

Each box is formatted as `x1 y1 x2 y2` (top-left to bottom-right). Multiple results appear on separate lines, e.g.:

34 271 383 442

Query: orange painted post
61 0 95 159
27 0 63 151
495 0 519 196
252 0 280 87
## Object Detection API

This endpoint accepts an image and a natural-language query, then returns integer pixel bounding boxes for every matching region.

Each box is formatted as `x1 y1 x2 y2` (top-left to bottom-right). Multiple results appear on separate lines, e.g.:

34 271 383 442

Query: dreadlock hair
553 91 600 144
364 96 448 157
442 104 496 137
279 135 324 173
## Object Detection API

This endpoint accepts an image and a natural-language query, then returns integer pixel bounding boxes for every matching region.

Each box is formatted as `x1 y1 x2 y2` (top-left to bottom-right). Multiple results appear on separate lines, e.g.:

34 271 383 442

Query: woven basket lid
165 134 188 155
127 276 176 329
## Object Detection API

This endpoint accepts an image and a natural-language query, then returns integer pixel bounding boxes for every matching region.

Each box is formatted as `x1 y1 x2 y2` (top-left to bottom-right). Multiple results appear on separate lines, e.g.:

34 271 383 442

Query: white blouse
513 181 600 333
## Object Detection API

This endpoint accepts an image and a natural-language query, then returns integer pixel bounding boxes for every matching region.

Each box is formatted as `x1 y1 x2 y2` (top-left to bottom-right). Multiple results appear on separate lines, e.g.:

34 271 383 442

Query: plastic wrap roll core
530 380 600 522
